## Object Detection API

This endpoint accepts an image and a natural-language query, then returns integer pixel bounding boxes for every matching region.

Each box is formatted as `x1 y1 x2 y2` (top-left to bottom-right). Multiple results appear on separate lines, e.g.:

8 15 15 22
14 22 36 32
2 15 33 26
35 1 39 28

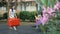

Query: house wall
17 1 36 11
0 7 6 17
26 6 36 11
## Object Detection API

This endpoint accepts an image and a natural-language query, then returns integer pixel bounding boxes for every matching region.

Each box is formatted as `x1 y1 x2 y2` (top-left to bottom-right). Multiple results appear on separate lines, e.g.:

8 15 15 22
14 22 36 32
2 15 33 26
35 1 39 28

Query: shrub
0 16 3 20
19 11 30 21
28 11 38 21
19 11 38 21
3 12 8 19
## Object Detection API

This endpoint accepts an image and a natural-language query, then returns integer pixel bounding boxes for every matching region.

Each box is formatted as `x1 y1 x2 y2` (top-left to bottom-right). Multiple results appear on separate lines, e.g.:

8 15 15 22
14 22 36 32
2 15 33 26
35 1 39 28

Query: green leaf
50 0 55 8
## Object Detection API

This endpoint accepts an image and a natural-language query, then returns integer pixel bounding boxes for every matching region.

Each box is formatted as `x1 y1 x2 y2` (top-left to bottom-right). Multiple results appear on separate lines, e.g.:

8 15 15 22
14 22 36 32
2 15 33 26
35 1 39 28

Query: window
31 2 35 6
29 2 35 6
26 2 29 6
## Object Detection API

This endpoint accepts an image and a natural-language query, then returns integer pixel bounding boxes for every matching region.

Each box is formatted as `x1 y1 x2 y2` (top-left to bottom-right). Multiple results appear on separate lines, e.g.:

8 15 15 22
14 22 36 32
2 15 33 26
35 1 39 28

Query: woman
8 6 18 30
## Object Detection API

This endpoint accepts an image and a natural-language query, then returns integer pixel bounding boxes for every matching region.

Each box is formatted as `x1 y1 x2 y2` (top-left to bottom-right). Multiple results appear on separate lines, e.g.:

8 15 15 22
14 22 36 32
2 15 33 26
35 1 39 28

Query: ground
0 21 43 34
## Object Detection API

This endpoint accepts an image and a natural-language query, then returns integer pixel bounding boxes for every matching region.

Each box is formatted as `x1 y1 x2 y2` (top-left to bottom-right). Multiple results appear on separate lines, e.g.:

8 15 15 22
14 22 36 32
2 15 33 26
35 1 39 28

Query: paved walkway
0 22 43 34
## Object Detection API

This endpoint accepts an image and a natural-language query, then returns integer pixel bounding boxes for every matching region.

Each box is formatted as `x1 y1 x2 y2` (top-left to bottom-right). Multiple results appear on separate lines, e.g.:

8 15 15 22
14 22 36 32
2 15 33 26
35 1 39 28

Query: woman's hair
11 8 13 12
11 6 15 12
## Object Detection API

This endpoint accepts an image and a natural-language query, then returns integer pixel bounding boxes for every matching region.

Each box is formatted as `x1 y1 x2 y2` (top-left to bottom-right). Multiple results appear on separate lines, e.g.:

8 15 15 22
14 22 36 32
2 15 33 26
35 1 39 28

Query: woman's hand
14 13 17 18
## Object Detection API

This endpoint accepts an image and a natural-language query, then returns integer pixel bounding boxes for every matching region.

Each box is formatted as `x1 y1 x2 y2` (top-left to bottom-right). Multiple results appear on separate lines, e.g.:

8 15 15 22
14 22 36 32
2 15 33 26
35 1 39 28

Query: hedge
0 16 3 20
3 12 8 19
19 11 38 21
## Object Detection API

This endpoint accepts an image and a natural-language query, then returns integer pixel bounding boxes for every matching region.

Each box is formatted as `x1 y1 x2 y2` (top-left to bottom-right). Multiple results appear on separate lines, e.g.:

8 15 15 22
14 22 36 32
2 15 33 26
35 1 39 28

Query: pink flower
42 6 47 14
54 2 60 12
42 14 49 25
41 6 56 25
47 7 55 16
42 7 55 25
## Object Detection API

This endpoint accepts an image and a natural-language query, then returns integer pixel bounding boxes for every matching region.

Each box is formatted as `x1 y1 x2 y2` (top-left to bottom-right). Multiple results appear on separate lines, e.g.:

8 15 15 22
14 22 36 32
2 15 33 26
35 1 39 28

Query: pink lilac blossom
41 14 50 25
42 7 55 25
42 7 55 16
47 7 55 16
36 6 55 26
42 7 50 25
54 2 60 12
42 6 47 14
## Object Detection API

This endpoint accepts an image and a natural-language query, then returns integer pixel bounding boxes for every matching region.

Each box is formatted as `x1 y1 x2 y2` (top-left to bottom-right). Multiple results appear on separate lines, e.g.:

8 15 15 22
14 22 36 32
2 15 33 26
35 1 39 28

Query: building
17 0 36 11
6 0 37 11
0 0 37 16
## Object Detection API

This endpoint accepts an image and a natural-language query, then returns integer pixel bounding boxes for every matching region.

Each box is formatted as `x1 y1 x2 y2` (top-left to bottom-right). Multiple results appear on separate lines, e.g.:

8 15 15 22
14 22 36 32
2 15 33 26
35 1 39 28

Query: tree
0 0 7 7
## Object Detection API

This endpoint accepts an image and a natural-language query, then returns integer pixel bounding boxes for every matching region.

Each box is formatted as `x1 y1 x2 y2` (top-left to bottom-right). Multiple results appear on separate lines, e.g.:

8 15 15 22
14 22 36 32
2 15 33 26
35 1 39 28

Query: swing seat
7 18 20 27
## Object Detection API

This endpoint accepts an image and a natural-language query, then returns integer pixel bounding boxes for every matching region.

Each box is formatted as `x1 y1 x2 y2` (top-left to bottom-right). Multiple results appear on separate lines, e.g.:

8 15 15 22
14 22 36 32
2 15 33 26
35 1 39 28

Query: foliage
0 16 3 20
39 12 60 34
36 0 60 34
28 11 38 21
46 12 60 33
19 11 38 21
58 0 60 1
3 12 8 19
19 11 29 20
0 0 7 7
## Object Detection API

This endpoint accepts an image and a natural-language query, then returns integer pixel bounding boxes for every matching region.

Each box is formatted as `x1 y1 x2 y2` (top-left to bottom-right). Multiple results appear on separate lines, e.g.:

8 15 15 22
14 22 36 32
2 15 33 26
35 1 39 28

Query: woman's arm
14 10 17 18
14 13 17 18
7 12 9 18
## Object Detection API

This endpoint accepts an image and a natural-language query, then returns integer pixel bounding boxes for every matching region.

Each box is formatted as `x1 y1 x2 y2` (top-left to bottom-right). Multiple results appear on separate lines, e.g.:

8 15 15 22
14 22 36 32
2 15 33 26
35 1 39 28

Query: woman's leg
9 27 12 34
13 26 19 34
13 26 17 30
